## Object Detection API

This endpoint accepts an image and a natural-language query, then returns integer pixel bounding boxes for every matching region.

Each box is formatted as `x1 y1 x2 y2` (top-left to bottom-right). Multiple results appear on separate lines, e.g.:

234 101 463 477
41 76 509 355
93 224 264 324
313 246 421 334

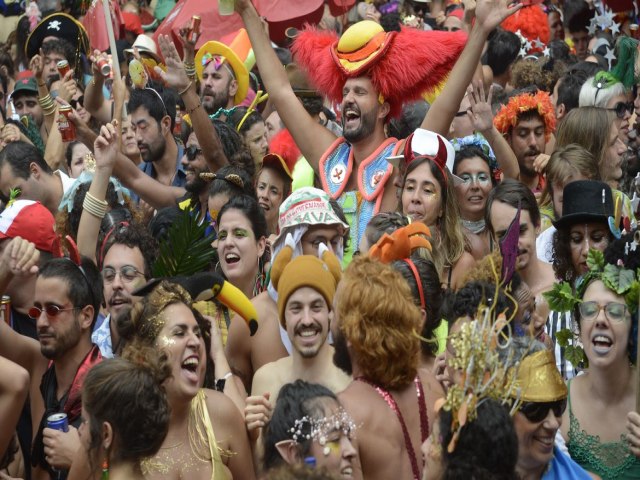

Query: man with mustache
245 243 350 455
236 0 521 262
494 90 556 194
0 234 103 479
92 222 157 358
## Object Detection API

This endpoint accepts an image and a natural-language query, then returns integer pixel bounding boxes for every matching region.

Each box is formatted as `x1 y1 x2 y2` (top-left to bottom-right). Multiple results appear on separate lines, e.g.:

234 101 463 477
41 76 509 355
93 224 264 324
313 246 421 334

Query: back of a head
486 29 520 77
441 398 519 480
578 74 626 108
83 348 171 466
564 0 591 33
555 107 615 165
556 69 589 114
208 164 255 200
337 256 421 390
0 140 52 179
263 381 337 471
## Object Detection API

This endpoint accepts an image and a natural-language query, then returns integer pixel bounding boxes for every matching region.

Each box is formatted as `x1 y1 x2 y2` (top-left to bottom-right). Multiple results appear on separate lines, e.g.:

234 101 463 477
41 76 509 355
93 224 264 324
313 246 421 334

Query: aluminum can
188 15 201 44
47 413 69 432
57 60 70 78
0 295 9 325
96 58 111 77
57 105 76 142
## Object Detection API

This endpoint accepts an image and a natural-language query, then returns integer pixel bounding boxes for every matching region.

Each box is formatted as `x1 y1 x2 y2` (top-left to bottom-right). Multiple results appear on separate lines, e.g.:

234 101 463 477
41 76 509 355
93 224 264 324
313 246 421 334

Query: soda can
188 16 201 44
57 105 76 142
96 58 111 77
57 60 70 78
47 413 69 432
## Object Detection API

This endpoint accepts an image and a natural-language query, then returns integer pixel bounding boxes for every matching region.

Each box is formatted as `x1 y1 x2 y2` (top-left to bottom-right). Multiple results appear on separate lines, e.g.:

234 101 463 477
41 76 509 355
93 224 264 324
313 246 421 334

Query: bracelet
38 82 46 88
186 99 201 115
83 191 108 219
178 80 193 96
184 62 196 79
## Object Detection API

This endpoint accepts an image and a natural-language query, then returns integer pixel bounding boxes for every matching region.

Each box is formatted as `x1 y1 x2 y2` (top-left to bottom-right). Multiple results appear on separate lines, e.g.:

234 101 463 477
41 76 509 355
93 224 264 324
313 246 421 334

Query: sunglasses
185 145 203 161
578 301 629 323
70 95 84 110
28 304 80 320
607 101 634 119
519 399 567 423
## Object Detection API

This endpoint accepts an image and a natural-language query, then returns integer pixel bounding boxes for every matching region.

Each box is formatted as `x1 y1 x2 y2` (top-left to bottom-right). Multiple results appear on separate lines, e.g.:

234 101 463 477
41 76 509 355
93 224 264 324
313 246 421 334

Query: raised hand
475 0 522 34
155 34 190 93
29 52 44 81
56 70 77 103
94 121 120 170
179 21 197 63
0 237 40 276
466 80 494 134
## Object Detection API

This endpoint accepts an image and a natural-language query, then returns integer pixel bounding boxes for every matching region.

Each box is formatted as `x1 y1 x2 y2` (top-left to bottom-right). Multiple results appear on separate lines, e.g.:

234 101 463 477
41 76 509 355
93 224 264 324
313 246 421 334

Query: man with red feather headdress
235 0 522 264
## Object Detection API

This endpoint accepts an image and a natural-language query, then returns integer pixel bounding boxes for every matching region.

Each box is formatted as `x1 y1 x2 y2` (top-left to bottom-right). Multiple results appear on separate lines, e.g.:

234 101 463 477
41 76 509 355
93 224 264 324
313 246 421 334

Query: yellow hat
511 350 568 403
271 246 342 325
195 28 253 105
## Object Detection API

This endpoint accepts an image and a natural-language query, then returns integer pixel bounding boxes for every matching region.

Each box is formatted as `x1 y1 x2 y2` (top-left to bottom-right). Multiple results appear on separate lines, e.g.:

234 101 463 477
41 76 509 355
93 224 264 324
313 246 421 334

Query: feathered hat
494 90 556 141
292 20 467 118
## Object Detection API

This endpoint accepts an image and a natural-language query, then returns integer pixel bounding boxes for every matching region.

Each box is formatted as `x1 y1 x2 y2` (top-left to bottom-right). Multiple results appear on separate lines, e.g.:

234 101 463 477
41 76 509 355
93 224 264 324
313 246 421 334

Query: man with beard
194 31 253 117
330 256 443 480
127 86 185 193
494 90 556 193
237 0 521 261
245 244 351 456
0 242 102 480
486 178 555 303
226 187 349 391
92 222 158 358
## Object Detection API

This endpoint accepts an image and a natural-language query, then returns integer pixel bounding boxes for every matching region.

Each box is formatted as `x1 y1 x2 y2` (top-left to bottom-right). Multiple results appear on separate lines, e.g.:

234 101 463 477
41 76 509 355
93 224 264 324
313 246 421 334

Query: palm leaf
152 209 217 277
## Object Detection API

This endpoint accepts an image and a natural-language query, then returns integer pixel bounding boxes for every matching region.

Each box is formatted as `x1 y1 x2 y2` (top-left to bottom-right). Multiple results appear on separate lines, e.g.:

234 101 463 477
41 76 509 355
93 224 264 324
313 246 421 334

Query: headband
404 258 425 309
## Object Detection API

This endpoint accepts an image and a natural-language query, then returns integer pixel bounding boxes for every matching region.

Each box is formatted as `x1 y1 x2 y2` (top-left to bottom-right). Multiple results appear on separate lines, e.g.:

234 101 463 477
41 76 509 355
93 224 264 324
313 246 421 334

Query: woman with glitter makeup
116 281 256 480
262 380 358 479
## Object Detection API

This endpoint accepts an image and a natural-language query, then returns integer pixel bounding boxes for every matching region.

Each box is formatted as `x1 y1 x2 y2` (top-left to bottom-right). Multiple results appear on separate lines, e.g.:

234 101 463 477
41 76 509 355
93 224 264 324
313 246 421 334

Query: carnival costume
292 20 467 258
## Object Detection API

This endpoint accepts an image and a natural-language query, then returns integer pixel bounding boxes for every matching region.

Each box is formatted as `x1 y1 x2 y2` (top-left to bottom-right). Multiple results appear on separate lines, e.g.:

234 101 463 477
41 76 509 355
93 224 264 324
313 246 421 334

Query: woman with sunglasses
554 235 640 479
579 72 632 143
502 339 593 480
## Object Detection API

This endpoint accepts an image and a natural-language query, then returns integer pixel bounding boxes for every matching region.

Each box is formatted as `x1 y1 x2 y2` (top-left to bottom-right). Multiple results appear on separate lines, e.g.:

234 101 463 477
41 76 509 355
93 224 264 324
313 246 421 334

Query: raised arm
466 80 519 179
84 50 114 125
156 34 228 172
236 0 336 170
76 123 118 263
0 238 45 374
422 0 522 136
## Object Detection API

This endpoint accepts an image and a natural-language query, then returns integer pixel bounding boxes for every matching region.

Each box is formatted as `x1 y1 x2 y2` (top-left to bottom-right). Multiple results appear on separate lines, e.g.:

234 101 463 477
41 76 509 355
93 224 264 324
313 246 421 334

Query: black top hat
25 13 90 59
553 180 614 230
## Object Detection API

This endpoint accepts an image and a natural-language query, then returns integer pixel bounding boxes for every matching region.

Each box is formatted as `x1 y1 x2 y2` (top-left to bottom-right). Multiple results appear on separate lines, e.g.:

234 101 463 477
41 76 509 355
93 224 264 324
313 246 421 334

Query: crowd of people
0 0 639 479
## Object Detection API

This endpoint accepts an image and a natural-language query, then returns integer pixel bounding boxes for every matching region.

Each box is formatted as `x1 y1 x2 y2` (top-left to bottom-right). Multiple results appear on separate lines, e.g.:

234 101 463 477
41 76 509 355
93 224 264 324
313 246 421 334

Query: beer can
96 58 111 77
47 413 69 432
0 295 10 326
57 105 76 142
188 15 201 44
57 60 70 78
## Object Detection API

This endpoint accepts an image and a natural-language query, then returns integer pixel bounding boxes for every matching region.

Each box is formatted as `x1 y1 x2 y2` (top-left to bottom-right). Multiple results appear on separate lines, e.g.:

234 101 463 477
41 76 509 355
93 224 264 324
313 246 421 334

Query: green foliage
565 345 587 368
555 328 573 348
543 282 577 312
586 249 604 271
603 263 635 295
152 209 217 278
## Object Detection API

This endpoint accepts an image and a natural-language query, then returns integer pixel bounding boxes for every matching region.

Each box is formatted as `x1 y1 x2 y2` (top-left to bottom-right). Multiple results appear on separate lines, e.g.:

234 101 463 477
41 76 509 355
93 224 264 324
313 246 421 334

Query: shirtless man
250 243 350 401
332 256 444 480
225 187 349 390
235 0 520 261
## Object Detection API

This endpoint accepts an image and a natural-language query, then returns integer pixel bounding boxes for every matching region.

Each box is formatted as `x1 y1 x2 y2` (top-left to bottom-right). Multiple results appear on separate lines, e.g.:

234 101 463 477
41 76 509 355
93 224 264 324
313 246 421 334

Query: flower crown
288 408 357 445
451 132 500 180
493 90 556 142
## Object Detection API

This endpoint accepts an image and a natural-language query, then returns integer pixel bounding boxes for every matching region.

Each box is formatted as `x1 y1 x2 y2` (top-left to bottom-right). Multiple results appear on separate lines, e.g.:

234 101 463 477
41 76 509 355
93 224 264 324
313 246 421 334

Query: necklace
462 218 486 234
356 376 428 480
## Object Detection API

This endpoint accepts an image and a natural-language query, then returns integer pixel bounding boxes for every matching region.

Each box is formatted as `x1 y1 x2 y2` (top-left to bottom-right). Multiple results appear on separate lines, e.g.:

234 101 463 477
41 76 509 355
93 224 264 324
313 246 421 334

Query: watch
215 371 233 392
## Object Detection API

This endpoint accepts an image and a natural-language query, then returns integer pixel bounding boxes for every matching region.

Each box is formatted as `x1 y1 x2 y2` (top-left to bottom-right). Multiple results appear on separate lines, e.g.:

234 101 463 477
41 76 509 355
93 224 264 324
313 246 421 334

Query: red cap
122 12 143 35
0 200 61 256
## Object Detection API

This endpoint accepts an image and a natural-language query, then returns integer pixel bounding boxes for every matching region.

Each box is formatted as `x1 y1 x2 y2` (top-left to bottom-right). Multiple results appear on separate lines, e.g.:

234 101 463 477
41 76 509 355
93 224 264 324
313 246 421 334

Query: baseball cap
10 76 38 100
0 200 61 255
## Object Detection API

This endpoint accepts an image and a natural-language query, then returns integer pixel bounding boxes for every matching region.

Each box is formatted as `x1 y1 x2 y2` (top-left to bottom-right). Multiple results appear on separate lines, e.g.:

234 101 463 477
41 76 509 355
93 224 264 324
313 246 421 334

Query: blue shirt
543 446 592 480
133 143 186 202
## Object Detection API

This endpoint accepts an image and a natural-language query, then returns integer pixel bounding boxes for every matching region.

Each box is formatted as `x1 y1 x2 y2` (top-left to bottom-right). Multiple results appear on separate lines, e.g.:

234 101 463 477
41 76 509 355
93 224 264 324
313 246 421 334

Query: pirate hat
26 13 90 59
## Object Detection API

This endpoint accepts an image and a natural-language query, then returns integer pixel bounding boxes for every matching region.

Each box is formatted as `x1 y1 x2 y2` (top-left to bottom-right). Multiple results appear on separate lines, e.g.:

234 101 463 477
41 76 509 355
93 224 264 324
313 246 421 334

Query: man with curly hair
494 90 556 193
331 256 443 480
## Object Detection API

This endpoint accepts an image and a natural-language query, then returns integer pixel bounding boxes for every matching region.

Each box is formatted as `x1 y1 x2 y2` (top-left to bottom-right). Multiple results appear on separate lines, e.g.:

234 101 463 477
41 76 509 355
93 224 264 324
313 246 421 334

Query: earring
101 456 109 480
323 446 331 456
